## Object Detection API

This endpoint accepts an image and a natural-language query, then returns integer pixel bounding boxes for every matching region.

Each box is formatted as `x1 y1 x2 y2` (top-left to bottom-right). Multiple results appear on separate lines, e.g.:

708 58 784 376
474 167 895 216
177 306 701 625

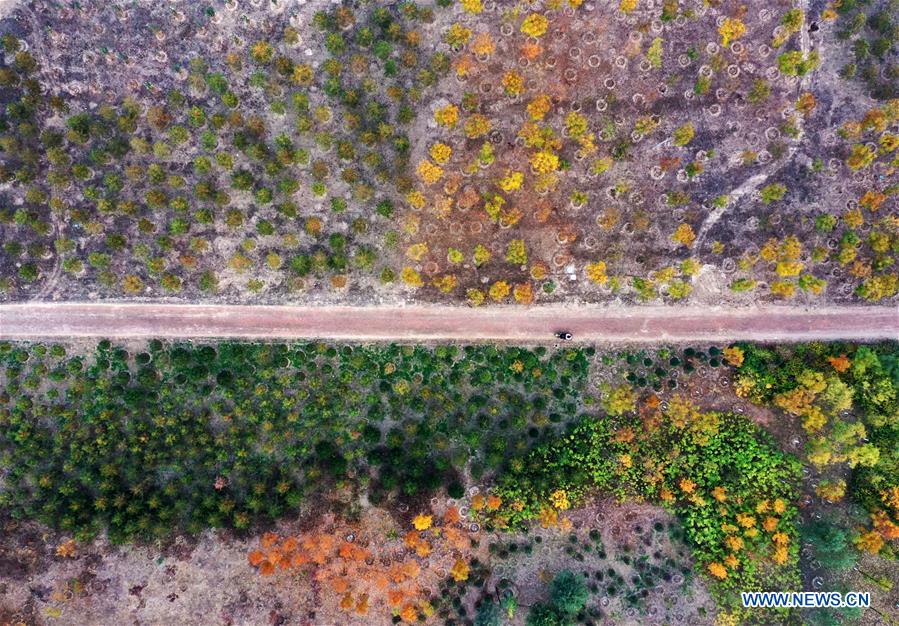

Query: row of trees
2 0 454 296
0 339 590 541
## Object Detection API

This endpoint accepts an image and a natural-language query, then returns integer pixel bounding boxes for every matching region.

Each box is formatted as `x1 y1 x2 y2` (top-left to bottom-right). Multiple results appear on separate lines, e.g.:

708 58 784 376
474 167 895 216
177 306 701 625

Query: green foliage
493 402 802 607
549 570 589 615
802 520 858 570
474 600 502 626
816 214 838 233
760 183 787 205
777 50 821 76
526 603 569 626
524 570 592 624
0 1 454 297
834 0 898 99
732 343 899 531
0 341 589 541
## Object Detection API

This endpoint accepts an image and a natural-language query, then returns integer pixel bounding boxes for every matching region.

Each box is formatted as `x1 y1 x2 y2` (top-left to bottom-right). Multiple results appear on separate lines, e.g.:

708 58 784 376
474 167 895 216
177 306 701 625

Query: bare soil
1 302 896 342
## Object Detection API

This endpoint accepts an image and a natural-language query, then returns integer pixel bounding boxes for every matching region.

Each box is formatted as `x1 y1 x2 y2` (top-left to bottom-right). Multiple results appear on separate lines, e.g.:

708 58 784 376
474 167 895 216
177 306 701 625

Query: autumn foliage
248 506 480 622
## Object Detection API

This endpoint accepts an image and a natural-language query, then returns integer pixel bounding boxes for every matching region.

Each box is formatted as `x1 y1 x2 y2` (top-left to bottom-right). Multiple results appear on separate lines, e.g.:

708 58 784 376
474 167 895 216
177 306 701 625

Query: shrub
461 0 483 14
434 104 459 128
802 521 858 570
474 601 501 626
526 604 567 626
672 122 695 146
549 570 588 615
671 223 696 248
760 183 787 204
520 13 549 38
530 150 560 174
777 50 820 76
846 144 876 170
506 240 528 265
719 18 746 46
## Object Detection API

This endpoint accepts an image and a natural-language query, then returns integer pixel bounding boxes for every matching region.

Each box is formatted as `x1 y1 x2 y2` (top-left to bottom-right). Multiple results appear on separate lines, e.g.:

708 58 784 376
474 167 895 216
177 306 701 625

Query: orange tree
248 504 481 623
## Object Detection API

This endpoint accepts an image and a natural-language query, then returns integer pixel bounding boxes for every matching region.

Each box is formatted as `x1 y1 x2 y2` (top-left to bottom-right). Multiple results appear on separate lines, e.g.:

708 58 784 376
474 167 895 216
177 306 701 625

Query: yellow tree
671 224 696 248
718 18 746 47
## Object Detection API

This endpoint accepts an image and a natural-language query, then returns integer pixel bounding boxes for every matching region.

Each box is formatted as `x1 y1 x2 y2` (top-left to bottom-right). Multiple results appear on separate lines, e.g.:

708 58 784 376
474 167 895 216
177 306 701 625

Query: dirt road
1 302 896 343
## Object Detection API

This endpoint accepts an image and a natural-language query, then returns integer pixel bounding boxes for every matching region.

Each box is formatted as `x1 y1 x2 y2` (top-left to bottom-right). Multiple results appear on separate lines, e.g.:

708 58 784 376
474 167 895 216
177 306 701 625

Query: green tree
549 570 588 616
821 377 854 414
526 604 568 626
501 594 518 620
760 183 787 204
777 50 820 76
802 521 857 570
474 600 502 626
672 122 695 146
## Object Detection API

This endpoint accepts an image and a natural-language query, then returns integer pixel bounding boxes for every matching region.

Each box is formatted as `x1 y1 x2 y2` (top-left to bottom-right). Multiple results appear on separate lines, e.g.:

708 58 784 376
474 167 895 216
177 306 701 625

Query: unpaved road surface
1 303 896 343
